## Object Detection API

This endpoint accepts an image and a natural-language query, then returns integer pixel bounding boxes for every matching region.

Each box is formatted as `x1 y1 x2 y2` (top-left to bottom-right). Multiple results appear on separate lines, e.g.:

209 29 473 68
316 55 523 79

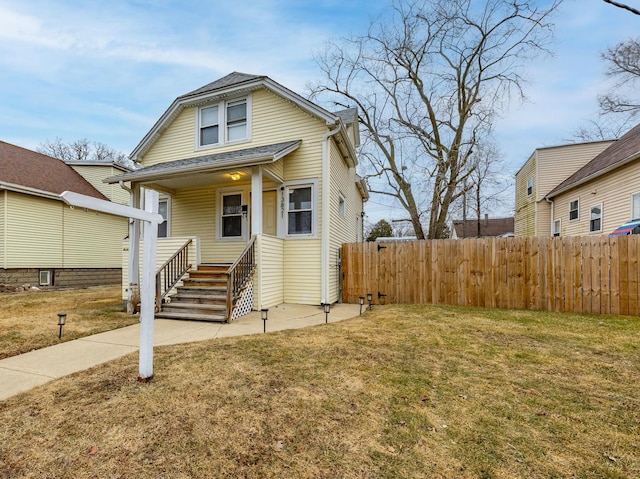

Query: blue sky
0 0 638 222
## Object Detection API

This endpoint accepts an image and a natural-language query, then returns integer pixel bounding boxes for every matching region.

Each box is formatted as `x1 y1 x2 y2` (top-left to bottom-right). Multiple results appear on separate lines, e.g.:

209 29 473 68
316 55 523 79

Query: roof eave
0 181 68 201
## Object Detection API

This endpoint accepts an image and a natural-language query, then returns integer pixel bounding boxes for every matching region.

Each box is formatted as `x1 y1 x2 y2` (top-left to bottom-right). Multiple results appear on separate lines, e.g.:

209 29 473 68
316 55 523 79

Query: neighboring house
0 141 130 287
450 216 514 239
545 123 640 236
106 72 368 321
514 140 614 236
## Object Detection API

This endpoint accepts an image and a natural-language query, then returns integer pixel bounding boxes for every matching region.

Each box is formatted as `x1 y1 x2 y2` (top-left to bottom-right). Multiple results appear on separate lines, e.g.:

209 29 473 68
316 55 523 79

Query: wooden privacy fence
341 235 640 316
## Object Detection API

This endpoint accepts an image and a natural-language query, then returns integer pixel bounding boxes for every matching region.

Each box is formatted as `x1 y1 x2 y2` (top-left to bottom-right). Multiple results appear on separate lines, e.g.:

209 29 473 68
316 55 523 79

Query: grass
0 303 639 478
0 285 138 359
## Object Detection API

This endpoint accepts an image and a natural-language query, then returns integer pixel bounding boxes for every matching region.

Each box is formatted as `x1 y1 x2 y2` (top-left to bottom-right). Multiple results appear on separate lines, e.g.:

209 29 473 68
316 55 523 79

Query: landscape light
323 303 331 323
359 296 365 315
57 312 67 339
367 293 373 310
261 308 268 333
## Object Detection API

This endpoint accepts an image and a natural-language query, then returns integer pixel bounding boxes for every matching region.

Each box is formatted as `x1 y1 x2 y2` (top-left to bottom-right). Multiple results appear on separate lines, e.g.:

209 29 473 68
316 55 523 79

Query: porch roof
104 140 301 185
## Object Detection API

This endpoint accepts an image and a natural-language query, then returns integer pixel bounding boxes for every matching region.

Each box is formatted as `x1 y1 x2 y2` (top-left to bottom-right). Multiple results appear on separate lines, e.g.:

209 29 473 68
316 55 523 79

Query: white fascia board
60 191 163 224
0 181 62 201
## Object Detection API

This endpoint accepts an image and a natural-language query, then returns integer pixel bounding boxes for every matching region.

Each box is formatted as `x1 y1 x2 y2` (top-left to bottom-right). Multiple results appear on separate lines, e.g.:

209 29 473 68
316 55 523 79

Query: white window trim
527 177 533 196
338 193 346 217
195 95 252 150
216 188 249 241
632 192 640 219
158 196 171 238
284 179 318 239
39 270 51 286
552 218 561 237
569 198 579 222
590 203 603 233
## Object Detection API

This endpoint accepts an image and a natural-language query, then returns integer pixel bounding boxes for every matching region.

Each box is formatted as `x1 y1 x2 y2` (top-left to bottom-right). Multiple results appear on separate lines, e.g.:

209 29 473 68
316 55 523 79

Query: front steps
155 264 231 322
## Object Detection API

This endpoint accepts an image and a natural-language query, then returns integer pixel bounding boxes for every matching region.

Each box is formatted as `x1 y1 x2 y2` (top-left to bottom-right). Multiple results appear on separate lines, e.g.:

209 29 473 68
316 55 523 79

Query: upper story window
198 97 249 148
553 219 561 237
632 192 640 219
338 193 346 217
527 177 533 196
569 199 579 221
590 204 602 233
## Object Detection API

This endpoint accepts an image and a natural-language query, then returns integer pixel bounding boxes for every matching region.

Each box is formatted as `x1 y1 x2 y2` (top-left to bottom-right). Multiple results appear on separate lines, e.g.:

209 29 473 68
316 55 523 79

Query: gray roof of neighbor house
0 141 108 200
130 72 353 162
452 217 514 238
546 122 640 199
105 140 302 184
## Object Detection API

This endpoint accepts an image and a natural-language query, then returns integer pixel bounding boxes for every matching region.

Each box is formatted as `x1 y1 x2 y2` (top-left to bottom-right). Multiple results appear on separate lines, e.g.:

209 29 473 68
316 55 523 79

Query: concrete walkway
0 303 362 401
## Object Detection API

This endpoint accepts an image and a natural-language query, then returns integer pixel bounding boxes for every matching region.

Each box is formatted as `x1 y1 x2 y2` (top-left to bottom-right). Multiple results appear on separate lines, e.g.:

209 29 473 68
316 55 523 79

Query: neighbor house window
633 192 640 219
338 193 346 217
158 198 169 238
198 97 249 148
527 177 533 196
287 185 314 235
221 193 243 238
569 199 579 221
553 219 561 237
39 270 51 286
590 204 602 233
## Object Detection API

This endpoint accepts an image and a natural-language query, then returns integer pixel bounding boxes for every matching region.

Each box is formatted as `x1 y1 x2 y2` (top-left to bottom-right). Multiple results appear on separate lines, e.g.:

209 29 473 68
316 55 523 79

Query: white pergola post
60 190 163 381
251 166 263 235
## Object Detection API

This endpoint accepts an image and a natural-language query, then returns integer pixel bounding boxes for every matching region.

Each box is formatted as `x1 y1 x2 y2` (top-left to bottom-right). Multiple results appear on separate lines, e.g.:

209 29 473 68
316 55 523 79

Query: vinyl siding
2 192 124 268
141 88 327 168
552 160 640 236
0 191 5 267
4 193 63 268
255 234 284 308
62 207 127 267
515 155 536 236
170 185 247 263
515 142 614 237
328 140 360 303
69 165 130 204
121 236 200 301
284 239 321 304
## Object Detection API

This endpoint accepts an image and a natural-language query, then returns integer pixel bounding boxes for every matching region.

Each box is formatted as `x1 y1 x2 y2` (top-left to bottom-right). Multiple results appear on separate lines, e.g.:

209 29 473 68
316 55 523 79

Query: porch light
367 293 373 310
359 296 365 315
230 172 241 181
261 308 268 333
57 312 67 339
323 303 331 323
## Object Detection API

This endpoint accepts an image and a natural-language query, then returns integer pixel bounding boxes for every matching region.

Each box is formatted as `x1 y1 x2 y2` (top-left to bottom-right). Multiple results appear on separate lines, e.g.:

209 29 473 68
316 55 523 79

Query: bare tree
603 0 640 15
599 37 640 120
311 0 561 239
38 138 130 167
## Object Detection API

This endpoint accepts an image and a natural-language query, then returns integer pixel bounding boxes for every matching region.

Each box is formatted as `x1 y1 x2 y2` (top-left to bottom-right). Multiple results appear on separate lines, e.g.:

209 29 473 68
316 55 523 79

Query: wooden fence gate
341 235 640 316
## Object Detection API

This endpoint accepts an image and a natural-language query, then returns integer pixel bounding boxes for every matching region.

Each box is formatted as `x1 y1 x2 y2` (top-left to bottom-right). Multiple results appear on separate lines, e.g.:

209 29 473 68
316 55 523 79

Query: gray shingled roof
106 140 301 184
334 107 357 125
178 72 266 100
547 123 640 198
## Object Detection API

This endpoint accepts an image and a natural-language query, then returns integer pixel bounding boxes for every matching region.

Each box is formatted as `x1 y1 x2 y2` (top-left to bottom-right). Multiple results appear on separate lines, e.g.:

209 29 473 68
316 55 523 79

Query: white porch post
251 166 263 235
127 183 141 314
139 188 159 380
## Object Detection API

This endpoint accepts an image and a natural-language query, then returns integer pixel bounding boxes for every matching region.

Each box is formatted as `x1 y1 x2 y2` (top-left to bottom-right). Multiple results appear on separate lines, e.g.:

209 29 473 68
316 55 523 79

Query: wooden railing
155 239 192 312
226 236 257 320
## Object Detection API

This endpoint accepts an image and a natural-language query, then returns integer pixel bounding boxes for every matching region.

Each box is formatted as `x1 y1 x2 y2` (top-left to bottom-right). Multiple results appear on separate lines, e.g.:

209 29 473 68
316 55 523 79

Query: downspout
545 196 554 235
321 122 342 305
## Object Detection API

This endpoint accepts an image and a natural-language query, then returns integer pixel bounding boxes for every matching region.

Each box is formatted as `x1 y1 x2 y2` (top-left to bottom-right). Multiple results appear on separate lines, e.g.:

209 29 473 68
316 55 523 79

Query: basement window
39 270 51 286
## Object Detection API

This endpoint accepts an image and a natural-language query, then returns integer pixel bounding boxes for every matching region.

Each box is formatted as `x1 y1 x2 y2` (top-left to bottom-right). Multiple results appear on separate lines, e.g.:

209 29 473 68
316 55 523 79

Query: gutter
0 181 66 201
321 122 342 305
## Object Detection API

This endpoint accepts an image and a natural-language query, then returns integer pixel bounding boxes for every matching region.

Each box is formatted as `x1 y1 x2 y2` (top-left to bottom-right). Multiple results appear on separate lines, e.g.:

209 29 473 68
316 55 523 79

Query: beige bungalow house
514 140 613 236
0 141 130 287
545 123 640 236
106 72 368 321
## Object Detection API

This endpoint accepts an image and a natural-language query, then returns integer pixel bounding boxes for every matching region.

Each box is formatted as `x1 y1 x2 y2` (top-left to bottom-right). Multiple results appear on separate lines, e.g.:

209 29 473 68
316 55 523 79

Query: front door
262 190 277 236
